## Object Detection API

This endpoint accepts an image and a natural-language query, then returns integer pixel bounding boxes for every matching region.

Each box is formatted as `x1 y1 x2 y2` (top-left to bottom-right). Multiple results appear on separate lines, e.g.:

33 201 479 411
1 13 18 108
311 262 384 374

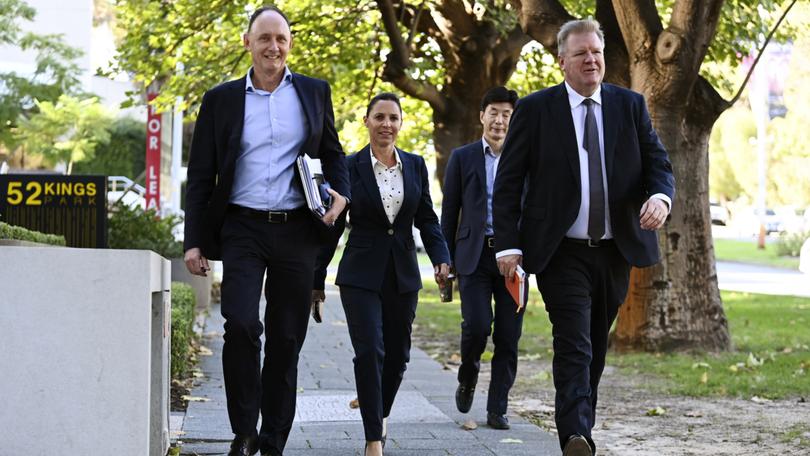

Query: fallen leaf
448 353 461 364
728 364 739 373
646 407 666 416
198 346 213 356
750 396 772 403
691 362 711 370
349 398 360 409
746 353 764 368
181 395 210 402
192 371 205 378
461 419 478 430
684 410 703 418
296 387 304 393
700 371 709 384
500 438 523 444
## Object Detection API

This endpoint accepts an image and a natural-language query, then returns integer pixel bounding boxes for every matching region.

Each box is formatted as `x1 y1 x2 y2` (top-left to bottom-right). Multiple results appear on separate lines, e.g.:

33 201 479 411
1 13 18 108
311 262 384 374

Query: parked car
710 201 729 226
732 207 785 235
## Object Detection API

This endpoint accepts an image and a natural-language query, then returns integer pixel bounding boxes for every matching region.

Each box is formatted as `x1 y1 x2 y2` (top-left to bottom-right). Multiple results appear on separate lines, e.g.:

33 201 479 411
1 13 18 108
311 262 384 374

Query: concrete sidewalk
174 286 559 455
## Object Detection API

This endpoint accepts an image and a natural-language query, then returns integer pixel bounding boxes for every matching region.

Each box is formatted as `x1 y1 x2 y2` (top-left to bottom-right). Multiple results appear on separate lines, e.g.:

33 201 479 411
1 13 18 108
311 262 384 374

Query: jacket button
387 229 394 235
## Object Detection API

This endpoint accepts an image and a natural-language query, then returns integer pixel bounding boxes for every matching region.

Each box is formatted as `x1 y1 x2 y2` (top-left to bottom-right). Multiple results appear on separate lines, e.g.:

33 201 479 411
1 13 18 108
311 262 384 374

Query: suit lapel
472 141 486 190
291 73 315 156
553 83 581 188
224 78 246 172
356 147 390 224
600 84 619 182
393 149 415 226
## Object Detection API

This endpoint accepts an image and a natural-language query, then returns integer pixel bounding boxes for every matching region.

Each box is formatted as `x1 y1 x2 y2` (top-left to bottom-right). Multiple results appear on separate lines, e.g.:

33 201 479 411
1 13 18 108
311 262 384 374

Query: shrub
775 230 810 257
171 282 196 379
0 221 66 246
108 201 183 258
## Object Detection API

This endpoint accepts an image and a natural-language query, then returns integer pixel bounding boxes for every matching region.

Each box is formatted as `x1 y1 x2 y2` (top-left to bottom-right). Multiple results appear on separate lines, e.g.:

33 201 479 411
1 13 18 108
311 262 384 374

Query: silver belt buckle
268 211 288 223
487 237 496 248
587 238 600 247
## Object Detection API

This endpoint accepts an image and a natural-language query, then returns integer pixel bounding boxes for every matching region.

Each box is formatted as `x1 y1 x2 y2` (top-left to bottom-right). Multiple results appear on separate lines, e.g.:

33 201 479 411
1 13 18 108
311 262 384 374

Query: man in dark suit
441 86 526 430
183 6 350 456
493 19 675 456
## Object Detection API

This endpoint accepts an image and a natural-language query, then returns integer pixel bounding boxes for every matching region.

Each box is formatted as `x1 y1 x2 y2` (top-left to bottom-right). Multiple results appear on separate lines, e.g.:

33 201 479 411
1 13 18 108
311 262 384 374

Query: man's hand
639 197 669 230
321 188 347 226
434 263 450 285
497 254 522 278
311 289 325 323
184 247 210 277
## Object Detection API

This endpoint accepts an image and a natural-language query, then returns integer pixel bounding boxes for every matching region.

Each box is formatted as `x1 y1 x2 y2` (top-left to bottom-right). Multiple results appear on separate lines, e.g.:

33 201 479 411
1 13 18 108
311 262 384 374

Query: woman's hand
434 263 450 285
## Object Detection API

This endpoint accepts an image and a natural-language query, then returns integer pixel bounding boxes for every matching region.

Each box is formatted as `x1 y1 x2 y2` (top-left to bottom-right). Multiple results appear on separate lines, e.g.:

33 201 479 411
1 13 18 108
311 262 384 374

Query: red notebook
505 265 527 313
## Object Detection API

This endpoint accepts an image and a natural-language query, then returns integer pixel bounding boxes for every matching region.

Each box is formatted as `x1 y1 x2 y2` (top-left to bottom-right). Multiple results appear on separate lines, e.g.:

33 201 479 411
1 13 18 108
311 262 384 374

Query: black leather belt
563 237 614 248
485 235 495 248
228 204 309 223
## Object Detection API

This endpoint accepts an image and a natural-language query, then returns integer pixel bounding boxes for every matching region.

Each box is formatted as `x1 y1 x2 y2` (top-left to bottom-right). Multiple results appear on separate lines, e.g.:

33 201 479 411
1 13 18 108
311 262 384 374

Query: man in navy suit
493 20 675 456
441 86 525 430
183 6 349 456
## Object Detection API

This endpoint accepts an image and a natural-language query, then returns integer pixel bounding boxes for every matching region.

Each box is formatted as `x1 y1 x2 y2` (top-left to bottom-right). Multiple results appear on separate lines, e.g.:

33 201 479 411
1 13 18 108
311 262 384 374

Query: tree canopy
0 0 84 148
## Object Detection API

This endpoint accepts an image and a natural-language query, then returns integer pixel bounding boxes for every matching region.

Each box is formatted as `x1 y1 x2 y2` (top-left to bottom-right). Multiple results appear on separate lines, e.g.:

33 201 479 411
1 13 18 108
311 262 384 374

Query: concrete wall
0 246 171 456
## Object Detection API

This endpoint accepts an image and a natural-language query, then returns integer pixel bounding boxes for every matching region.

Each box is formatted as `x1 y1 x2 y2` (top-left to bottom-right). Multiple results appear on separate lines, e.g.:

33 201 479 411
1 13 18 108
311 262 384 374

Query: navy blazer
184 73 350 260
440 141 489 276
493 83 675 273
333 146 450 293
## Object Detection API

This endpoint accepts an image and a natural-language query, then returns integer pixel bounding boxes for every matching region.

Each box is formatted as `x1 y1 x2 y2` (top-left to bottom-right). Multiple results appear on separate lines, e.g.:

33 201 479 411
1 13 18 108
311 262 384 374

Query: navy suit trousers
457 242 526 414
536 239 630 451
219 212 318 454
339 255 418 441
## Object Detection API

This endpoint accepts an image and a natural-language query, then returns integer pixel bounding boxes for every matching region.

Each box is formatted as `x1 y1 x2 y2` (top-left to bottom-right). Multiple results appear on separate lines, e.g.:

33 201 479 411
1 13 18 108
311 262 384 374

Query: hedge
171 282 197 379
0 221 66 246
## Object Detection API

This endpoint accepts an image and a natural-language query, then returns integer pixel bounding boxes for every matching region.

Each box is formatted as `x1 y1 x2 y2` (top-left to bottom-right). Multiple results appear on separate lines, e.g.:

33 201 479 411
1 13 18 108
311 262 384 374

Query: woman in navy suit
316 93 450 456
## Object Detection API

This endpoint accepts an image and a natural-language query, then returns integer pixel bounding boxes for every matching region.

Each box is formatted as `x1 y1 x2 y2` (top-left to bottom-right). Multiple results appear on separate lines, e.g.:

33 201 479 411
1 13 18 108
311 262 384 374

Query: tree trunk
613 95 730 351
431 89 484 187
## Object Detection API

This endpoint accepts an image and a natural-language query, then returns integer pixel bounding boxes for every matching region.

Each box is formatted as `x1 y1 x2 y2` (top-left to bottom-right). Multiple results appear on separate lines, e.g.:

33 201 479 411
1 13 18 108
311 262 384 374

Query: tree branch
610 0 662 63
377 0 410 68
432 0 477 40
510 0 574 53
728 0 797 107
376 0 446 112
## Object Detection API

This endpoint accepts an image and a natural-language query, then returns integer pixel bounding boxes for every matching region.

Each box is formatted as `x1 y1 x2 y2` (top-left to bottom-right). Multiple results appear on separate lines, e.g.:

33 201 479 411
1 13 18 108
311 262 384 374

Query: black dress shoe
486 412 510 430
563 434 592 456
228 434 259 456
455 382 476 413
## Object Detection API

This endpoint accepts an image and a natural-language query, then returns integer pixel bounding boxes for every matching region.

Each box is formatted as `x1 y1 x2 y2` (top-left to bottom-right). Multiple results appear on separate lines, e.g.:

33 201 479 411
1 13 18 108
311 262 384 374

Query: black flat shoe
486 412 510 430
228 434 259 456
455 382 476 413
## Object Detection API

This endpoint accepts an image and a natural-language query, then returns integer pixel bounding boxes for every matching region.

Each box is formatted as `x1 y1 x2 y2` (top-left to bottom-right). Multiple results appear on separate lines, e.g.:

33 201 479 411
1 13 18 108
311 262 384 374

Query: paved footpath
174 286 559 456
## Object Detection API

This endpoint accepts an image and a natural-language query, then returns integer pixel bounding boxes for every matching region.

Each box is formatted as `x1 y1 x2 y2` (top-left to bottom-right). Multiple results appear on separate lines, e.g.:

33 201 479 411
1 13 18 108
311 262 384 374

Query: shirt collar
245 66 293 92
371 147 403 170
481 137 499 158
564 81 602 109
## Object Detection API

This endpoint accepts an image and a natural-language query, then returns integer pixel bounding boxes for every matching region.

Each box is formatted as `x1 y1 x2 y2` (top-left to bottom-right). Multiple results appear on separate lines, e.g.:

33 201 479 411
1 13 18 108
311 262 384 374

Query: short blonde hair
557 19 604 57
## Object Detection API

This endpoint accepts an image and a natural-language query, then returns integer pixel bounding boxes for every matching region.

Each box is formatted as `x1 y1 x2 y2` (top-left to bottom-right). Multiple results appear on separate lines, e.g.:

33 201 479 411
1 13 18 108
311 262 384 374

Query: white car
710 201 729 226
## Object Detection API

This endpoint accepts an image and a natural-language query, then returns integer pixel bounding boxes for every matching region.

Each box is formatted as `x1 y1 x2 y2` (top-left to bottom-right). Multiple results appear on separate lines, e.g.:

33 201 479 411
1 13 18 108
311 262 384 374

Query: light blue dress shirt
482 138 500 236
229 66 309 210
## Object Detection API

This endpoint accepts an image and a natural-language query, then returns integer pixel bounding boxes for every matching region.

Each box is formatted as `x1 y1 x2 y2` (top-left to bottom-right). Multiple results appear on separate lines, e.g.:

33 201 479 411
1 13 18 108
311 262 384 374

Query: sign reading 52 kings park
0 175 108 248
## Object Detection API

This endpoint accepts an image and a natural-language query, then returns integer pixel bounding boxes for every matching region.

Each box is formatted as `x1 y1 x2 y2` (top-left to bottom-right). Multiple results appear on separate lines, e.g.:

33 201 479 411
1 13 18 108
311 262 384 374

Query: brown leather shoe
563 434 592 456
228 434 259 456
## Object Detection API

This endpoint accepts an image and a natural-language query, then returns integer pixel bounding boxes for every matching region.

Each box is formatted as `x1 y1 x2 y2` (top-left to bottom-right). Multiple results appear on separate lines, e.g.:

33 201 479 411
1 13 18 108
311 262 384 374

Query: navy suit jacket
493 82 675 273
184 73 350 260
440 141 490 276
331 146 450 293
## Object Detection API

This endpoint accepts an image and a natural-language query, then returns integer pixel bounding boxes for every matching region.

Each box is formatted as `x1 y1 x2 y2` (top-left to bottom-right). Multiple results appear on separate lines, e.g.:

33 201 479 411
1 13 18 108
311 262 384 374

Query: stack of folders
296 154 332 218
505 264 527 313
